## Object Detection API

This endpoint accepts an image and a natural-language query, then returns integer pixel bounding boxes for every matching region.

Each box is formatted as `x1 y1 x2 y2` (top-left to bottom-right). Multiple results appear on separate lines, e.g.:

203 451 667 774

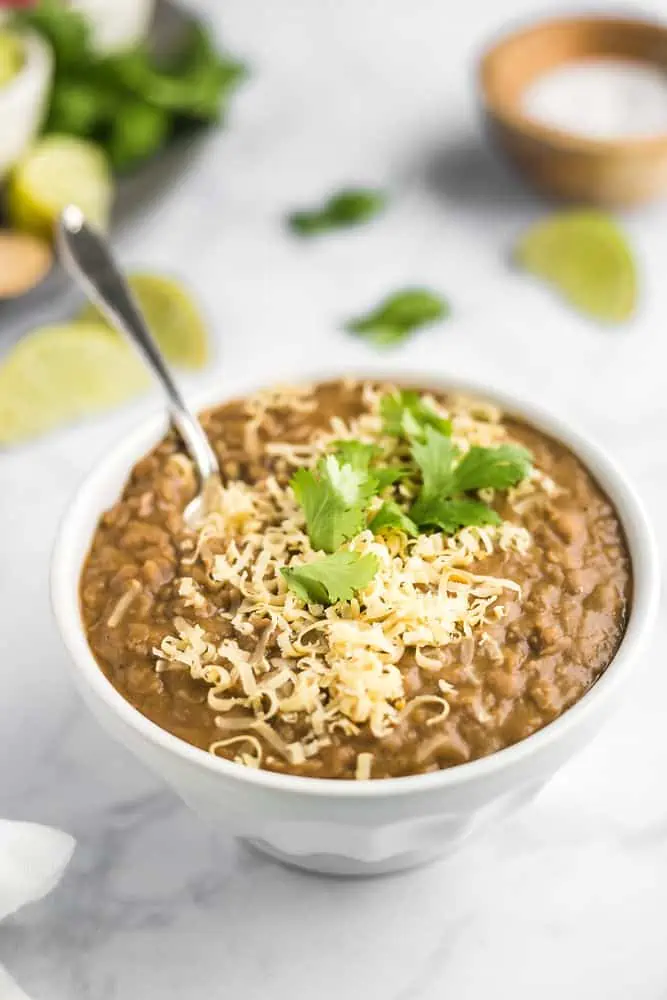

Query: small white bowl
0 31 52 179
67 0 155 53
51 370 659 876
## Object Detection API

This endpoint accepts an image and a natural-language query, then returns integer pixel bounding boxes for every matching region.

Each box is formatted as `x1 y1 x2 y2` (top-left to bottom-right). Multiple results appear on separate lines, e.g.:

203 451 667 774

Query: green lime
0 30 24 87
7 135 113 241
78 273 209 369
0 323 149 445
515 210 637 324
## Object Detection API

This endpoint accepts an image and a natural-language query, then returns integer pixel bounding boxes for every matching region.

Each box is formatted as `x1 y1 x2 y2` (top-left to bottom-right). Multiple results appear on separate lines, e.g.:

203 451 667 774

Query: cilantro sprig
281 551 378 605
380 389 452 438
347 289 449 348
285 390 532 607
289 188 387 236
290 455 375 553
409 425 532 531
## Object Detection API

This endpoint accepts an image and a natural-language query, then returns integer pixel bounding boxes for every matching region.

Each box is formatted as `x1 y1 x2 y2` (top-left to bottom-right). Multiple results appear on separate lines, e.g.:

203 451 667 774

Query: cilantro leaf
281 551 379 605
290 456 374 553
380 390 452 438
289 188 387 235
15 4 245 171
409 436 530 533
373 465 411 491
409 426 458 502
453 444 533 492
347 289 449 348
369 501 419 538
333 440 409 493
410 497 500 533
333 440 381 473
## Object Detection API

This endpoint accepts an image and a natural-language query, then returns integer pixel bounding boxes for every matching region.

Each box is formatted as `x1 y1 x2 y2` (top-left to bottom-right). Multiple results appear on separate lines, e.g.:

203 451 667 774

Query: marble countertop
3 0 667 996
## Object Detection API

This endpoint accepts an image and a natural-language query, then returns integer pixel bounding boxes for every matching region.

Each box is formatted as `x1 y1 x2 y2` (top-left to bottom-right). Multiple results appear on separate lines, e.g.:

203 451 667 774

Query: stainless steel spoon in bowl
57 204 220 525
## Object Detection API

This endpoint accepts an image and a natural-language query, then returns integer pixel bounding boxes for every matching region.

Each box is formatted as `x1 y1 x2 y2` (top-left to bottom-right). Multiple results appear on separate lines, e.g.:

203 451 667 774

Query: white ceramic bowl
51 370 659 876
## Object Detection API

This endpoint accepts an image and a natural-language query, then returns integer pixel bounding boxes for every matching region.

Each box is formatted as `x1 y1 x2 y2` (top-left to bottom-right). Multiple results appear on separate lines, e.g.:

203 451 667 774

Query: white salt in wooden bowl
479 15 667 206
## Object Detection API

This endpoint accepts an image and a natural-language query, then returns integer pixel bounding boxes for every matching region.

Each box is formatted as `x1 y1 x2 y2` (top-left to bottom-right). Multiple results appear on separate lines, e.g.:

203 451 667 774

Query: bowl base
244 838 448 876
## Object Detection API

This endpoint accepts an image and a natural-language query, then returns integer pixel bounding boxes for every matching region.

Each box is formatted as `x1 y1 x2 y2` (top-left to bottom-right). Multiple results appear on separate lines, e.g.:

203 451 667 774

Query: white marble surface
2 0 667 996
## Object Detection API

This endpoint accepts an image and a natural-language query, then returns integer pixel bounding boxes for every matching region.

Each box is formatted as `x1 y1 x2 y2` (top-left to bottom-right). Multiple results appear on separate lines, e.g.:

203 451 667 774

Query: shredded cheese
151 381 551 771
107 579 141 627
355 752 373 780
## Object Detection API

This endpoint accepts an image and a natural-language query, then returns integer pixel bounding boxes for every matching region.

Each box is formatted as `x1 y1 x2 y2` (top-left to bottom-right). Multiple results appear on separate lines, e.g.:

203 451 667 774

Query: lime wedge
0 323 149 445
515 211 637 324
78 273 209 369
6 135 113 240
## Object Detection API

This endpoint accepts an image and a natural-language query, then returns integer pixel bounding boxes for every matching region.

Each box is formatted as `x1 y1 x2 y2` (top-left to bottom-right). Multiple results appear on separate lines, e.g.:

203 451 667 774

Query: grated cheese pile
153 382 548 777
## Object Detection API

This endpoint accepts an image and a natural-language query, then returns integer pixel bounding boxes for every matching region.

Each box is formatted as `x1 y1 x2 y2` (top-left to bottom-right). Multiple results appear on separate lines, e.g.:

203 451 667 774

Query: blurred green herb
14 0 246 171
289 188 387 235
347 289 449 347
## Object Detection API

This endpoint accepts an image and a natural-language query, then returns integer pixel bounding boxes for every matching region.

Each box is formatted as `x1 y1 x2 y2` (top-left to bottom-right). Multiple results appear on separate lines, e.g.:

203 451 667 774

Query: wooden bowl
479 15 667 206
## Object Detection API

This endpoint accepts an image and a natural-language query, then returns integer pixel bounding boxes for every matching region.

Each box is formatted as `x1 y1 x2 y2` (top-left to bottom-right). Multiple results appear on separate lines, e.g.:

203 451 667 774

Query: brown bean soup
80 380 631 779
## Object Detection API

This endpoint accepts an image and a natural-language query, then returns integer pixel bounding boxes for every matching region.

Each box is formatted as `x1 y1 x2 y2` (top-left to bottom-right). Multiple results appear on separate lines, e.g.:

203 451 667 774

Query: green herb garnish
332 440 381 473
380 389 452 438
287 393 533 602
409 425 458 502
453 444 533 492
369 501 419 538
332 439 409 492
347 289 449 347
290 455 375 553
281 551 379 605
409 497 501 533
289 188 387 235
408 425 532 531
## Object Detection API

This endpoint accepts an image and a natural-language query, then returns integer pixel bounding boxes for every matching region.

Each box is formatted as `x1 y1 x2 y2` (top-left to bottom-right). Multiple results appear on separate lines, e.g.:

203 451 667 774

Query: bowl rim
51 366 659 799
478 13 667 155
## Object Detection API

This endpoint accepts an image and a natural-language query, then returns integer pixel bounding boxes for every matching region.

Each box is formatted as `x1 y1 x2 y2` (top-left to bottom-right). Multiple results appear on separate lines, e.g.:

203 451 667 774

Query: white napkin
0 820 76 999
0 966 31 1000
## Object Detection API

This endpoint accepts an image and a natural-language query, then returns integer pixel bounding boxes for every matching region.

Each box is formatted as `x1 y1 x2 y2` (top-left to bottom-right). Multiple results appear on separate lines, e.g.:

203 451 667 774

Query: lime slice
7 135 113 240
515 210 637 324
78 273 209 369
0 323 149 445
0 30 24 87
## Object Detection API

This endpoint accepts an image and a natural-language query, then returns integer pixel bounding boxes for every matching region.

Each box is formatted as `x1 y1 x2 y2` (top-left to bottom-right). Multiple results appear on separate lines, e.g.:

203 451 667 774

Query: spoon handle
57 206 218 482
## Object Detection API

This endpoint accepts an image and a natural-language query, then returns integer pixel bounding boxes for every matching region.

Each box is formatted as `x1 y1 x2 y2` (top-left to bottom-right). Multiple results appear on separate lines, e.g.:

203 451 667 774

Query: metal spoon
57 204 220 525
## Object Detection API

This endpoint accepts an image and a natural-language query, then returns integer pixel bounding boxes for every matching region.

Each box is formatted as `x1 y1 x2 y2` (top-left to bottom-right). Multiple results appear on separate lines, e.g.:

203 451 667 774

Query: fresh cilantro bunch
14 0 246 171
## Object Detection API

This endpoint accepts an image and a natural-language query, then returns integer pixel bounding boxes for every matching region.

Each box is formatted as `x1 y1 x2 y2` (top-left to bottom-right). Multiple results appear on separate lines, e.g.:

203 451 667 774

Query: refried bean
80 380 631 779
